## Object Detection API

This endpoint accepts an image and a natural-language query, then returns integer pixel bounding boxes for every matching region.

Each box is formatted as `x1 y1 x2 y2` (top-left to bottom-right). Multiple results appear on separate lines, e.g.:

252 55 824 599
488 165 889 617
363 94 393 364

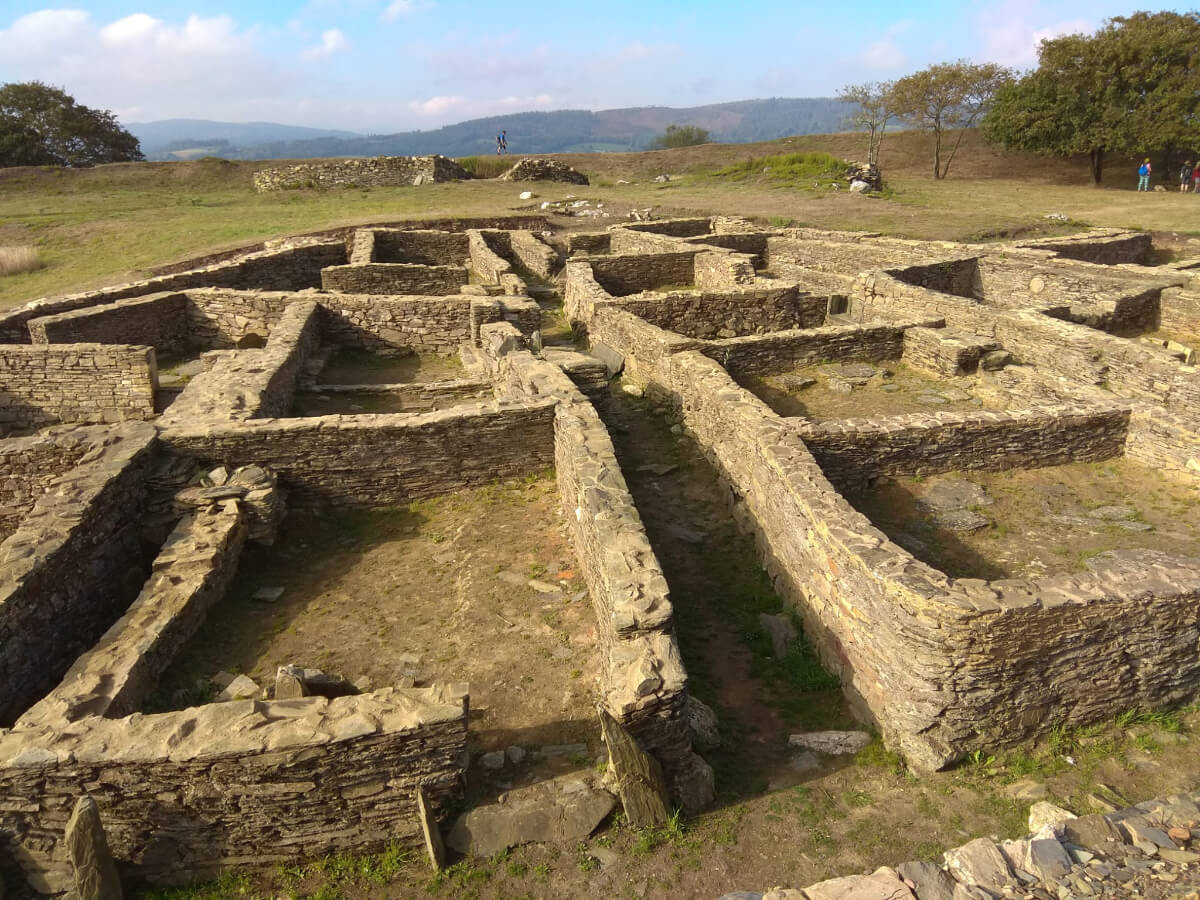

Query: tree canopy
0 81 143 168
837 81 894 165
888 61 1013 179
982 12 1200 185
648 124 711 150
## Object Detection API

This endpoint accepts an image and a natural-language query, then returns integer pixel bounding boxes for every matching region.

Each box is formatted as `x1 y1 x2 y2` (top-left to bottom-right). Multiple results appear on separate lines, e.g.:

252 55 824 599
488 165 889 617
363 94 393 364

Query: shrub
0 245 43 276
456 156 513 179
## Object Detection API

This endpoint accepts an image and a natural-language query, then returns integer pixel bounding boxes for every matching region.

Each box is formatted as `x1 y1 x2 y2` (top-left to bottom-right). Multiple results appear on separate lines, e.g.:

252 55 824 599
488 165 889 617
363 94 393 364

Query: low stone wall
1160 286 1200 336
296 379 493 412
686 231 768 262
17 504 248 727
466 231 524 293
476 323 712 811
567 232 611 255
321 263 470 295
588 252 699 296
693 250 758 290
0 426 96 539
618 218 713 238
27 292 190 356
764 236 943 277
252 155 469 191
0 344 156 430
372 229 470 265
796 404 1131 493
1124 405 1200 477
1016 229 1152 264
615 286 827 339
851 271 1200 419
902 326 1000 375
710 321 917 379
161 401 557 508
976 257 1169 324
498 157 588 184
470 297 542 343
0 686 468 892
0 423 157 726
0 242 345 343
890 257 981 299
158 301 321 428
508 230 559 279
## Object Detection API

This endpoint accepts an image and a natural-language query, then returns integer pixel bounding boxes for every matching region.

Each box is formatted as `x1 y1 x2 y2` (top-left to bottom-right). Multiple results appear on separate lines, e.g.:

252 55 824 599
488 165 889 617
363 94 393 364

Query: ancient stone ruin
500 157 590 185
0 209 1197 894
252 154 471 191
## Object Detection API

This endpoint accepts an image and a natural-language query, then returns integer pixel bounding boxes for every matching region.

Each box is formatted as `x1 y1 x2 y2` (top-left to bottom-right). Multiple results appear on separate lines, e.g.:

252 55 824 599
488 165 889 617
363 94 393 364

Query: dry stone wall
161 401 556 508
253 155 469 191
508 230 559 279
0 344 156 430
1160 286 1200 335
588 252 699 296
476 323 712 811
17 504 247 727
0 686 468 893
27 292 190 356
371 229 470 265
796 404 1131 493
0 426 96 538
615 286 827 339
158 300 321 428
321 263 470 295
0 423 157 726
1015 229 1152 264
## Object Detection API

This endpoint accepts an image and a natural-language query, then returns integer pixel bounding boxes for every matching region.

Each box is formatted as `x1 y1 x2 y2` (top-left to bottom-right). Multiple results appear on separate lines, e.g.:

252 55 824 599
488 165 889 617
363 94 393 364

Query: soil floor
316 348 465 385
151 476 603 782
741 360 990 421
845 459 1200 580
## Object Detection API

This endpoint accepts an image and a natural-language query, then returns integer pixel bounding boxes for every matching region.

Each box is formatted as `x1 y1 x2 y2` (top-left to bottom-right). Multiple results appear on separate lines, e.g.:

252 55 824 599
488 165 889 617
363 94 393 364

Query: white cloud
0 8 91 58
408 95 466 116
382 0 429 23
303 28 348 59
976 3 1091 67
859 20 912 71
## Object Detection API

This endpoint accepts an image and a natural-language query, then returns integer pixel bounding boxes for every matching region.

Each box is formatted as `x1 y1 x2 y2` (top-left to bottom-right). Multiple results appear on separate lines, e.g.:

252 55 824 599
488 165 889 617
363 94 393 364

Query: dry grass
0 246 43 277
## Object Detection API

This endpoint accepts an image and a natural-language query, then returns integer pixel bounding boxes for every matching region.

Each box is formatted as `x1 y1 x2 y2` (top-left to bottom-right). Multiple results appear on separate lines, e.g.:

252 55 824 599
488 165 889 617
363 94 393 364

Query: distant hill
127 120 362 160
128 99 852 161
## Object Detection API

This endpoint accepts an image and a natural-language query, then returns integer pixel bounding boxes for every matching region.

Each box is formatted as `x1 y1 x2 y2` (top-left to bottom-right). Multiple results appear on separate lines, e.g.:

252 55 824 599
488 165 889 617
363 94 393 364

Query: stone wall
508 230 559 280
0 686 468 892
796 404 1131 493
252 155 469 191
711 322 917 378
161 401 557 508
158 301 321 428
693 250 758 290
615 286 827 339
0 426 96 539
17 504 248 727
0 423 157 726
0 344 157 430
567 233 611 255
27 292 190 356
0 242 345 343
1124 406 1200 477
321 263 470 295
371 229 470 265
1015 230 1152 264
588 252 699 296
764 236 945 277
902 326 1000 376
475 323 712 812
466 231 524 294
618 218 713 238
1160 286 1200 335
295 379 493 413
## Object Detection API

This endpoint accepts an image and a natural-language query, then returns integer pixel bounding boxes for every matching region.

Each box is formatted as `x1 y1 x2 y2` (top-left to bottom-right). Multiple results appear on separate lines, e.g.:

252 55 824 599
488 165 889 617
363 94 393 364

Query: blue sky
0 1 1186 130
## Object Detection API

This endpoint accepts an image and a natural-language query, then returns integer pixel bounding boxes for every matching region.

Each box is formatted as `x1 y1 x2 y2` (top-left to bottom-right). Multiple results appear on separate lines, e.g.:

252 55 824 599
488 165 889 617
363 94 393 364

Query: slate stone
897 859 956 900
445 778 615 855
758 612 797 657
1062 814 1124 852
64 796 123 900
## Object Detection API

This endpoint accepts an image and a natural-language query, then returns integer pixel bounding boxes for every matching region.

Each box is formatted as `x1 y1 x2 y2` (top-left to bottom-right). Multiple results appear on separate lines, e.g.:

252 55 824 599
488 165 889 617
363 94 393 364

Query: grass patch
456 156 514 179
0 245 43 276
709 152 850 187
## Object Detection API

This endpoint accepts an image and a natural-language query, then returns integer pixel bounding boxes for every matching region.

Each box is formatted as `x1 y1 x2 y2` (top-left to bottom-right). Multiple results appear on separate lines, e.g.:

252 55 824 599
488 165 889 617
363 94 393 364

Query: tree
888 61 1013 179
837 81 894 165
0 81 143 168
649 124 710 149
982 12 1200 185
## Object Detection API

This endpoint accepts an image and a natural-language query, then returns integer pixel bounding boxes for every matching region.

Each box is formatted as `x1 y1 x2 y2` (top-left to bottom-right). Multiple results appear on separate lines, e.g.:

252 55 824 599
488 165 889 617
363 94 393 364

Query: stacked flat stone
499 158 589 185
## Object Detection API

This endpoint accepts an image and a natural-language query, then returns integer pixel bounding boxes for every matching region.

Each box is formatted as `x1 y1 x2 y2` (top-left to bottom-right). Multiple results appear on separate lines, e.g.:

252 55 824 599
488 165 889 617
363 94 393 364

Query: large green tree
982 12 1200 185
887 61 1013 179
648 124 711 149
0 81 143 168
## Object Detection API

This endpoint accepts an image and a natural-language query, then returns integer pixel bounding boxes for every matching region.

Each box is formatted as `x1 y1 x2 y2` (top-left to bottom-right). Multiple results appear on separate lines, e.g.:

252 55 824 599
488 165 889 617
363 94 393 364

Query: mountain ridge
130 98 852 161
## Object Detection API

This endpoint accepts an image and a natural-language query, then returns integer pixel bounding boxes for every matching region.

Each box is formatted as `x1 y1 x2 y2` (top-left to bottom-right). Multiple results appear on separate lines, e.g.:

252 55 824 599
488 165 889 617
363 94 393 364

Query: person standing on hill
501 130 508 154
1181 160 1193 193
1137 158 1152 191
496 131 504 155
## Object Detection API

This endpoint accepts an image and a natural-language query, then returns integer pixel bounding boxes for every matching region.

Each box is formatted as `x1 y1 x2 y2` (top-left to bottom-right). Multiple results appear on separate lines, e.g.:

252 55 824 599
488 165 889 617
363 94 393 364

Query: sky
0 1 1188 132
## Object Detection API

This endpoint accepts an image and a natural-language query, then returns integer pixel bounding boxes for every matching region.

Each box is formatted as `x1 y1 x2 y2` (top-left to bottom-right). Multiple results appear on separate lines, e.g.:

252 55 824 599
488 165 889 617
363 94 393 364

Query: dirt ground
741 360 988 421
316 348 464 385
846 459 1200 580
151 475 602 770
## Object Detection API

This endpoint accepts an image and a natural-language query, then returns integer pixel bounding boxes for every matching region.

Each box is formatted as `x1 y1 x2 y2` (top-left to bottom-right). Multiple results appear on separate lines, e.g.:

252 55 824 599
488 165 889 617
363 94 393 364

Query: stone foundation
252 155 469 191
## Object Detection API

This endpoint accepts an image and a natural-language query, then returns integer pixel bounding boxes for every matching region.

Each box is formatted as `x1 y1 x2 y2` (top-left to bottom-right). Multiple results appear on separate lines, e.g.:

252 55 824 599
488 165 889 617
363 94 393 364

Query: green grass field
1 131 1197 308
